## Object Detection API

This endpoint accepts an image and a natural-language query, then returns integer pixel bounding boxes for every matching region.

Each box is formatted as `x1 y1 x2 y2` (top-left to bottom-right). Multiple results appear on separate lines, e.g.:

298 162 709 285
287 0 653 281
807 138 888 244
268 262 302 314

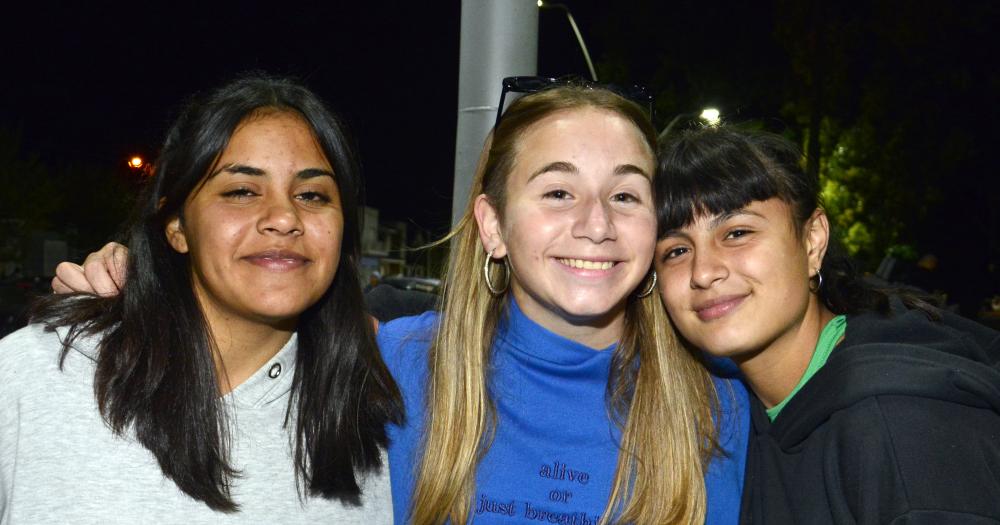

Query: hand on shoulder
51 242 128 296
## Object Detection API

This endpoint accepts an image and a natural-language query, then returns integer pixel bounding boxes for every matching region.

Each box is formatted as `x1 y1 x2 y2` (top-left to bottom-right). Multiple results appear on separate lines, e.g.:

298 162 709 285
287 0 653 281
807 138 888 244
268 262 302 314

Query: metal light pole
538 1 597 81
452 0 539 227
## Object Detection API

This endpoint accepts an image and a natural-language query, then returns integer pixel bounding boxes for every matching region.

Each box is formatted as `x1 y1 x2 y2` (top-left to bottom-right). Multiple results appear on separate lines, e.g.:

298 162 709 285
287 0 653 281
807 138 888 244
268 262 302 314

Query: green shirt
766 315 847 421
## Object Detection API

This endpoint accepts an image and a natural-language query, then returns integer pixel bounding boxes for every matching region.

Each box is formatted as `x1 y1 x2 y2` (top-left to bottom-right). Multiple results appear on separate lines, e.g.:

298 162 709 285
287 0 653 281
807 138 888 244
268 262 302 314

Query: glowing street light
127 156 144 170
699 108 721 125
659 107 724 140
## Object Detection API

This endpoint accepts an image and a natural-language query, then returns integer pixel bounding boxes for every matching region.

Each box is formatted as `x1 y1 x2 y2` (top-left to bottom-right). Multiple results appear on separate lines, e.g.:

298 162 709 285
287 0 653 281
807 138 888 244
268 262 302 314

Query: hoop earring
637 270 657 298
483 248 510 295
810 270 824 292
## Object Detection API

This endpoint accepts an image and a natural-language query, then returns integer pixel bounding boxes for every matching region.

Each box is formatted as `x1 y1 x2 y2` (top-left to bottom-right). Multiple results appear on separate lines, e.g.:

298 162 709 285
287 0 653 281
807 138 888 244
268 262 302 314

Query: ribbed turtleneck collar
495 299 616 367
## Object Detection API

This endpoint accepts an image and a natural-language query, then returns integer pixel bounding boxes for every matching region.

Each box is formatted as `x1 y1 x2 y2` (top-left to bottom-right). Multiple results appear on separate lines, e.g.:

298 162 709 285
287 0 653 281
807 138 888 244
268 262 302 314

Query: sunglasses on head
495 75 655 128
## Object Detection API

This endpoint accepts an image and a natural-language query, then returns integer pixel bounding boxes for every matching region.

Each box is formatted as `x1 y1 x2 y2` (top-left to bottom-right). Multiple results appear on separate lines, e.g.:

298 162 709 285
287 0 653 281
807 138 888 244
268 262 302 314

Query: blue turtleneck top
378 300 749 524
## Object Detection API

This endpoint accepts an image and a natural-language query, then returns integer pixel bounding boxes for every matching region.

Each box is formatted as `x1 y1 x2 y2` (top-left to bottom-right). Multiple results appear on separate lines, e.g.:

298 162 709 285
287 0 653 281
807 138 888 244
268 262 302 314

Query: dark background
0 1 997 319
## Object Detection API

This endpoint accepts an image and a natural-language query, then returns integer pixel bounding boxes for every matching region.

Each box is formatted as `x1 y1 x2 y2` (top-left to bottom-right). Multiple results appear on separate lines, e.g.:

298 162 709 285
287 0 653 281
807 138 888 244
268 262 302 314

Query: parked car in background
379 275 441 295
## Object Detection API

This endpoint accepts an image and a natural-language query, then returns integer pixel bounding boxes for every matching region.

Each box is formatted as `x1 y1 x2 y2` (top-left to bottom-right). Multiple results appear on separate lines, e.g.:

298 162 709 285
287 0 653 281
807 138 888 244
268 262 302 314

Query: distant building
359 206 445 287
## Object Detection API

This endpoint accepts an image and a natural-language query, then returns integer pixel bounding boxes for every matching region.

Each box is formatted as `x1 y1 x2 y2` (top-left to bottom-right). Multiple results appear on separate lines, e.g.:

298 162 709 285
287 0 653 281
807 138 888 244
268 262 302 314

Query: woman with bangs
653 126 1000 523
0 76 401 523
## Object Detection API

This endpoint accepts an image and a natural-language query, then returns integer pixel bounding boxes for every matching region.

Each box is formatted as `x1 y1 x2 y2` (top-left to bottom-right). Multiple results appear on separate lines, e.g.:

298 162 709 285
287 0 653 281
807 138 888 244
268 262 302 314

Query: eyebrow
216 164 264 177
709 208 764 229
211 163 335 180
296 167 336 180
527 161 577 183
526 161 650 183
614 163 650 179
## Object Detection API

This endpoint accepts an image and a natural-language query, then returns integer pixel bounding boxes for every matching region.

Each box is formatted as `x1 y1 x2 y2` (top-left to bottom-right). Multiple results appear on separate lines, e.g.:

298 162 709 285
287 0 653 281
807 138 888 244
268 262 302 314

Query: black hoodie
740 303 1000 524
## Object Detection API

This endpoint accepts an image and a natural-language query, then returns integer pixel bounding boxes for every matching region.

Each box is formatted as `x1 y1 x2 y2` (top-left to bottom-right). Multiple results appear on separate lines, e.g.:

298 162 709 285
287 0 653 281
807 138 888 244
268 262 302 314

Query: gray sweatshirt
0 324 393 524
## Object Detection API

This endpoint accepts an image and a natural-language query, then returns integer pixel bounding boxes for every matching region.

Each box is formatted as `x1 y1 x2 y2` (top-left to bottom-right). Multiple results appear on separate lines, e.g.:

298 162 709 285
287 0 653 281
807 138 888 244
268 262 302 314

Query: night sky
1 1 776 235
1 2 465 234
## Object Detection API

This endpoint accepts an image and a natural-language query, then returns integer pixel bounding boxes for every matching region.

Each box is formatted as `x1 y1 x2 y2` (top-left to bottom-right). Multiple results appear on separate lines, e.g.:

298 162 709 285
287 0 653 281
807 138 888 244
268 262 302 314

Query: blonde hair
410 86 720 525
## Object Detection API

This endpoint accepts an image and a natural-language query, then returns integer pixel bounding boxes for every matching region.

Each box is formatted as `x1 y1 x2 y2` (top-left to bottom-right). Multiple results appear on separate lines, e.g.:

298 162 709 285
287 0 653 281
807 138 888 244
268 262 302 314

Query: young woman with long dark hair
0 75 401 522
654 126 1000 523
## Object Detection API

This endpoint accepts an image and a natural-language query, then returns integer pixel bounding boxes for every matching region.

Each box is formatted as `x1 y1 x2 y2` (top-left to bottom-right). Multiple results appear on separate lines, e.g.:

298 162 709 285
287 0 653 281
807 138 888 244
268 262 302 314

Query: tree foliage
775 0 997 301
585 0 996 310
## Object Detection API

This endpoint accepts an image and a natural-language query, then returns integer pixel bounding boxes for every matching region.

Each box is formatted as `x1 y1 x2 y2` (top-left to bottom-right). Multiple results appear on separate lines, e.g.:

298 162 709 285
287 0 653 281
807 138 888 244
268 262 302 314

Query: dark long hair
655 125 932 317
32 74 403 511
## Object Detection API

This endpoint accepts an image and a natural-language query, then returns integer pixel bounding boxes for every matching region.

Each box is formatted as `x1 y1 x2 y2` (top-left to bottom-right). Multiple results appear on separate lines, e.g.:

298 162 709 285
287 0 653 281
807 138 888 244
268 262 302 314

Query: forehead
221 110 326 160
514 107 653 167
201 111 334 188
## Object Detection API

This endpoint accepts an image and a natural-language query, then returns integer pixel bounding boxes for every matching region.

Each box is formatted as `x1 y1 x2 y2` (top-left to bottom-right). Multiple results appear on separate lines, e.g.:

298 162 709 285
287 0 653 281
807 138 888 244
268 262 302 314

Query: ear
473 194 507 258
804 208 830 277
165 216 189 254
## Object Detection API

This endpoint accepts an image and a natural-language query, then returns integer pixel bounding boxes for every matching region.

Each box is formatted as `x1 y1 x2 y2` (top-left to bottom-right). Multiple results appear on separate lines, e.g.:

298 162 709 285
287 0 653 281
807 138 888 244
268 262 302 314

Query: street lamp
127 155 154 177
700 107 721 125
538 1 598 81
658 107 723 141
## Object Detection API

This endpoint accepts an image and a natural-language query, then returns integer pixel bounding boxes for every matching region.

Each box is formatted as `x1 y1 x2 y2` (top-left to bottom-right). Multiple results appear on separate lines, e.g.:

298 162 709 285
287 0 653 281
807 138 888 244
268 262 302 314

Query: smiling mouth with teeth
557 258 617 270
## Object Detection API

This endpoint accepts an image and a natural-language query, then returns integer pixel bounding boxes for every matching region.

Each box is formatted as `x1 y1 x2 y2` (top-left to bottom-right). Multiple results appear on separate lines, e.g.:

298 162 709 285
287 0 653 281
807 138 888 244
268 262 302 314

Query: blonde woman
53 79 749 524
379 79 748 525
